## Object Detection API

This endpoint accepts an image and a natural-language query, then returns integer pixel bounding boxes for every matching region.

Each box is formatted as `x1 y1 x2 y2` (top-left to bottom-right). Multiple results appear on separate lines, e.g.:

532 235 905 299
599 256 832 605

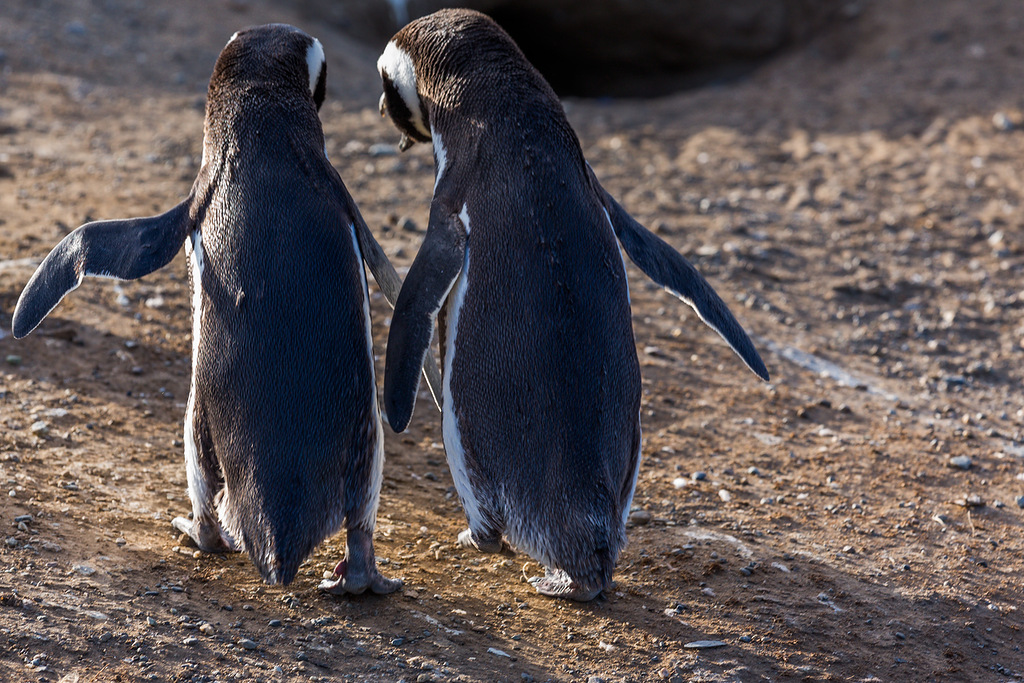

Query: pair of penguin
13 11 768 601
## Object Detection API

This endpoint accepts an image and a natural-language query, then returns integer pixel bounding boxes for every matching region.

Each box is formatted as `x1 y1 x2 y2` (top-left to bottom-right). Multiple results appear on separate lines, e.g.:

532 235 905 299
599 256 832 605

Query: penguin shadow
0 279 192 418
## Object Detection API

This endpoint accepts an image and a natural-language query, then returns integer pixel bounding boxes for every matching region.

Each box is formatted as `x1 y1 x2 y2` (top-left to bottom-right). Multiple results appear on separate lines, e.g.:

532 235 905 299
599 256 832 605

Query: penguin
376 9 770 601
12 24 441 593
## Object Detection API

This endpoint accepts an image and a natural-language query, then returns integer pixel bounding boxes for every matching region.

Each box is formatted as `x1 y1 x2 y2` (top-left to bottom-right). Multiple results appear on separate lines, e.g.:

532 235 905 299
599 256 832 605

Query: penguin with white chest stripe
12 24 440 593
377 9 770 601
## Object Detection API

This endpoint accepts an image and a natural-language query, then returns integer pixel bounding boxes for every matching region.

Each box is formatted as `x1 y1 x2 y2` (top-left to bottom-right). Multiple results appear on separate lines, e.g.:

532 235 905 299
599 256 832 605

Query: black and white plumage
12 24 436 593
377 9 769 601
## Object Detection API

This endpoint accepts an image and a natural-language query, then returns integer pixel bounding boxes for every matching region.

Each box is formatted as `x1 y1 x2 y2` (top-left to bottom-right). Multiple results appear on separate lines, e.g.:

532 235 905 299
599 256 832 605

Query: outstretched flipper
350 206 443 411
588 166 769 382
383 208 467 432
12 200 193 338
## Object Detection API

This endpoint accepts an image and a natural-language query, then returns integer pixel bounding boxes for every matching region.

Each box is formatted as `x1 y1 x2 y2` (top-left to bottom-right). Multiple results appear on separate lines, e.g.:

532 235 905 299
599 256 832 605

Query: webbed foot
318 528 401 595
528 567 603 602
457 528 514 555
172 514 236 553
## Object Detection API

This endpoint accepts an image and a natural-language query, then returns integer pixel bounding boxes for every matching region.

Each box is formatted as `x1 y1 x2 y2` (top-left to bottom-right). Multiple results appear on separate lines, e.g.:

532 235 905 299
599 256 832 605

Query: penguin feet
172 514 237 553
318 528 402 596
528 567 603 602
457 528 514 556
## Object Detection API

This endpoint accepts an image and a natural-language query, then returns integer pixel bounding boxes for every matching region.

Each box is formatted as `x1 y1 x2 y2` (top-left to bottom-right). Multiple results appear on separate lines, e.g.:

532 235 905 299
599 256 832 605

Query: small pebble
718 489 732 503
672 477 688 489
691 471 707 481
684 640 727 649
949 455 972 470
391 637 404 646
199 623 214 635
183 636 199 646
30 421 49 436
739 635 752 643
5 537 17 548
993 112 1014 131
295 651 308 661
488 647 511 658
98 632 113 643
238 638 257 650
628 510 652 526
115 538 127 546
14 515 33 524
1016 495 1024 509
399 216 419 232
269 619 282 627
5 355 22 366
146 617 157 626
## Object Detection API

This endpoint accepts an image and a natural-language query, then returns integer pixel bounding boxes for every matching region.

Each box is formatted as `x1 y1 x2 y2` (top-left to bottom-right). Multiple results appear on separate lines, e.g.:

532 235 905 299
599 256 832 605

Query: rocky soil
0 0 1022 681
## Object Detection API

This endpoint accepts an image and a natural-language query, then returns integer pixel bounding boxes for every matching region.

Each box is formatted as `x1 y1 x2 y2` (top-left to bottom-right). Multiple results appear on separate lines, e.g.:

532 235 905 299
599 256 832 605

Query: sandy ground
0 0 1023 681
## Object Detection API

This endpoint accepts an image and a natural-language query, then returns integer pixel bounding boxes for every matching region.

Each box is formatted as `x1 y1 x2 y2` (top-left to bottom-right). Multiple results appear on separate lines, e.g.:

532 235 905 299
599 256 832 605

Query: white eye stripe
306 38 325 97
377 41 429 138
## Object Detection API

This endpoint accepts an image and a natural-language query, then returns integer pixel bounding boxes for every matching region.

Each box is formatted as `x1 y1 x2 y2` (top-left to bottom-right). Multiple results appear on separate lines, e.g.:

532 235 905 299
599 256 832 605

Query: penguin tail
219 492 331 586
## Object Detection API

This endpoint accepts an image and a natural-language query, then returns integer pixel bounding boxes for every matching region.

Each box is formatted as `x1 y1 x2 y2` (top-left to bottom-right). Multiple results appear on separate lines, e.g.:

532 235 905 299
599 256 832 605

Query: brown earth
1 1 1023 681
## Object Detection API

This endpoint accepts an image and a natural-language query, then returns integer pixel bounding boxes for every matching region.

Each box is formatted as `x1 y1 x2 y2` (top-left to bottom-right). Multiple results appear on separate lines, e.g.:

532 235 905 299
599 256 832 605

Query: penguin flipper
383 209 467 432
352 211 443 411
12 200 193 339
589 168 769 382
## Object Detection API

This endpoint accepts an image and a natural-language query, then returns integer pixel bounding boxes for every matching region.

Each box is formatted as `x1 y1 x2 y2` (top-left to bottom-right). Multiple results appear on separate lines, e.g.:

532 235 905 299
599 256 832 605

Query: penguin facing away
377 9 770 601
13 24 440 593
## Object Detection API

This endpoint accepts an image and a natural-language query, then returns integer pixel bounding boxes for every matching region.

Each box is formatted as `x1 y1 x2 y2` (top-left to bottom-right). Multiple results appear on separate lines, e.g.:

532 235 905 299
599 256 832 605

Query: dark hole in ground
486 8 759 98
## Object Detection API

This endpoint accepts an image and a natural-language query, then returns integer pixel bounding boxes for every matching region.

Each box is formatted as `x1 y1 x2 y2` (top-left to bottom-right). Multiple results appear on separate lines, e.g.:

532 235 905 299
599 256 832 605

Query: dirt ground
1 0 1023 681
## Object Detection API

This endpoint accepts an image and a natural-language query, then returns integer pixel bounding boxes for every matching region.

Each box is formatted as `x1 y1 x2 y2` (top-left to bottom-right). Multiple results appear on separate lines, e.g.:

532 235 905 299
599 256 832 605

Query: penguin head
377 37 432 151
211 24 327 112
377 9 533 151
